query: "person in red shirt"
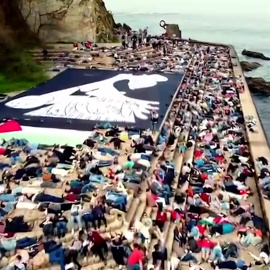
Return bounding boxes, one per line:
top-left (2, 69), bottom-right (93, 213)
top-left (187, 187), bottom-right (194, 197)
top-left (89, 229), bottom-right (108, 261)
top-left (64, 192), bottom-right (79, 202)
top-left (197, 224), bottom-right (207, 235)
top-left (127, 243), bottom-right (144, 270)
top-left (64, 190), bottom-right (91, 202)
top-left (155, 205), bottom-right (167, 231)
top-left (198, 236), bottom-right (216, 262)
top-left (199, 193), bottom-right (211, 205)
top-left (0, 147), bottom-right (6, 155)
top-left (170, 209), bottom-right (184, 222)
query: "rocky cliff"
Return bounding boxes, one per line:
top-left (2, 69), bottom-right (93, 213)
top-left (19, 0), bottom-right (117, 43)
top-left (0, 0), bottom-right (39, 47)
top-left (0, 0), bottom-right (47, 92)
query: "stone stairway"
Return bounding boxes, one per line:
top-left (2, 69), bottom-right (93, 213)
top-left (28, 46), bottom-right (159, 71)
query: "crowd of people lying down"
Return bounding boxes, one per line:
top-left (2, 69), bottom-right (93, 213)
top-left (0, 39), bottom-right (269, 270)
top-left (50, 33), bottom-right (195, 73)
top-left (112, 36), bottom-right (193, 73)
top-left (167, 42), bottom-right (268, 270)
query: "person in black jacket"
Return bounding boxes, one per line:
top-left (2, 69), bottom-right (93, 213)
top-left (150, 110), bottom-right (159, 132)
top-left (111, 234), bottom-right (126, 266)
top-left (109, 136), bottom-right (125, 150)
top-left (152, 240), bottom-right (167, 269)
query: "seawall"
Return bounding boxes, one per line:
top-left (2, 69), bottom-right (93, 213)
top-left (230, 47), bottom-right (270, 236)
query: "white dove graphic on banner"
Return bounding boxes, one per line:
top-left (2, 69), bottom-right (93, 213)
top-left (5, 74), bottom-right (168, 123)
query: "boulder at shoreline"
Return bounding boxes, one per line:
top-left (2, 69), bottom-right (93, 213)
top-left (246, 77), bottom-right (270, 94)
top-left (240, 61), bottom-right (261, 72)
top-left (242, 49), bottom-right (270, 60)
top-left (123, 23), bottom-right (132, 32)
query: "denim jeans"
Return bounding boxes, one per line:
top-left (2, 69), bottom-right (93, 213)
top-left (192, 187), bottom-right (204, 194)
top-left (0, 163), bottom-right (11, 170)
top-left (98, 147), bottom-right (118, 156)
top-left (98, 160), bottom-right (113, 167)
top-left (56, 221), bottom-right (67, 237)
top-left (157, 184), bottom-right (171, 205)
top-left (127, 264), bottom-right (140, 270)
top-left (89, 174), bottom-right (107, 184)
top-left (0, 194), bottom-right (16, 202)
top-left (190, 226), bottom-right (199, 239)
top-left (82, 213), bottom-right (94, 229)
top-left (181, 253), bottom-right (198, 263)
top-left (49, 247), bottom-right (65, 270)
top-left (81, 183), bottom-right (97, 193)
top-left (56, 163), bottom-right (73, 170)
top-left (10, 155), bottom-right (22, 165)
top-left (106, 192), bottom-right (127, 211)
top-left (16, 237), bottom-right (37, 249)
top-left (141, 154), bottom-right (151, 161)
top-left (43, 223), bottom-right (54, 236)
top-left (0, 238), bottom-right (16, 251)
top-left (123, 173), bottom-right (141, 184)
top-left (0, 208), bottom-right (8, 218)
top-left (252, 215), bottom-right (266, 233)
top-left (35, 194), bottom-right (64, 203)
top-left (151, 122), bottom-right (158, 131)
top-left (223, 244), bottom-right (238, 259)
top-left (260, 177), bottom-right (270, 188)
top-left (70, 180), bottom-right (84, 188)
top-left (70, 215), bottom-right (82, 230)
top-left (211, 246), bottom-right (224, 261)
top-left (158, 135), bottom-right (166, 144)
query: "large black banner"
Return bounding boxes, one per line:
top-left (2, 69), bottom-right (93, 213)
top-left (0, 69), bottom-right (182, 131)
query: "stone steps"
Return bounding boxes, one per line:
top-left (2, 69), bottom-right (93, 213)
top-left (2, 194), bottom-right (136, 270)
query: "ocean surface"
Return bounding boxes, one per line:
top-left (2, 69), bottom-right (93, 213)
top-left (105, 0), bottom-right (270, 142)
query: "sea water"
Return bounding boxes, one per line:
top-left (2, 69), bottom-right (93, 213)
top-left (105, 0), bottom-right (270, 142)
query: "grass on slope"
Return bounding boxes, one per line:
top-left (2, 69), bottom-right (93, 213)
top-left (0, 47), bottom-right (48, 93)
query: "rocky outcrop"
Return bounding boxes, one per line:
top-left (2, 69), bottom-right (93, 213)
top-left (242, 49), bottom-right (270, 60)
top-left (159, 20), bottom-right (181, 38)
top-left (240, 61), bottom-right (261, 72)
top-left (0, 0), bottom-right (39, 47)
top-left (0, 0), bottom-right (41, 81)
top-left (18, 0), bottom-right (117, 43)
top-left (246, 77), bottom-right (270, 95)
top-left (123, 23), bottom-right (132, 32)
top-left (165, 24), bottom-right (182, 38)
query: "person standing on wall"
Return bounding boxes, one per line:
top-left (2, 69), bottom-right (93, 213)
top-left (122, 31), bottom-right (126, 49)
top-left (151, 110), bottom-right (159, 133)
top-left (131, 33), bottom-right (138, 50)
top-left (138, 29), bottom-right (143, 47)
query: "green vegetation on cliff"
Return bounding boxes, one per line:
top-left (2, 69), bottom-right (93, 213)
top-left (0, 48), bottom-right (48, 93)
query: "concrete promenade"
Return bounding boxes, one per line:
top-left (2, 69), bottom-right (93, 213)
top-left (230, 47), bottom-right (270, 234)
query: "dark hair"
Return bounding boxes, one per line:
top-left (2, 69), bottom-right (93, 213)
top-left (158, 203), bottom-right (163, 212)
top-left (133, 243), bottom-right (139, 249)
